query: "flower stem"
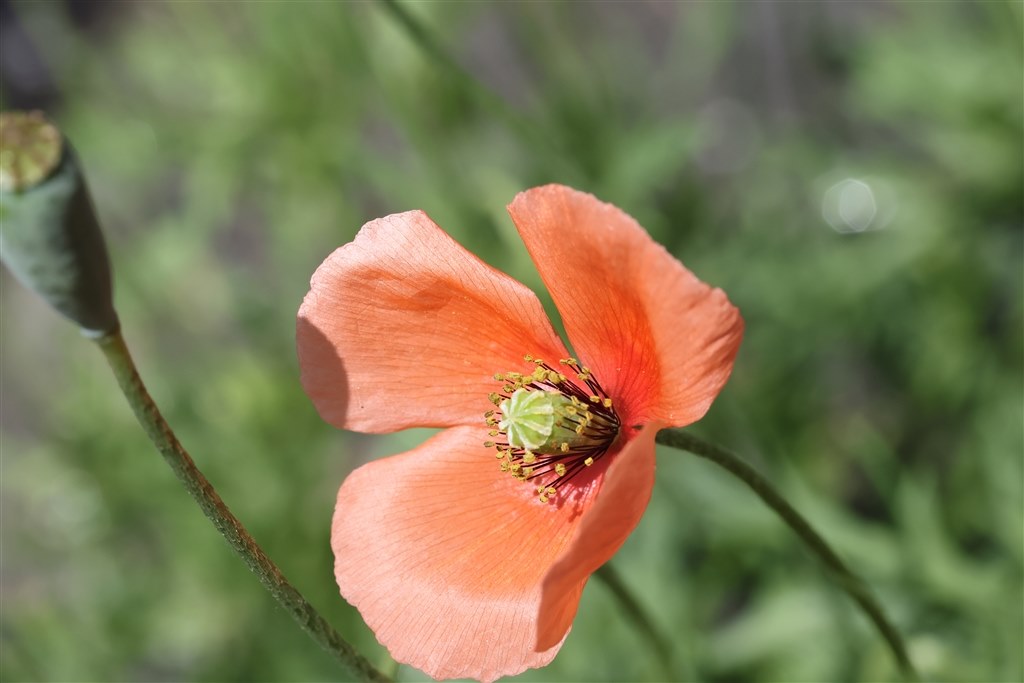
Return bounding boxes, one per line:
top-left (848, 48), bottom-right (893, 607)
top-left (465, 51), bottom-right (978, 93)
top-left (93, 329), bottom-right (390, 683)
top-left (594, 563), bottom-right (678, 681)
top-left (655, 428), bottom-right (918, 681)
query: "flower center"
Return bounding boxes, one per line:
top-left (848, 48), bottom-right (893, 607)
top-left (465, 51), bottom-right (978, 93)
top-left (484, 355), bottom-right (620, 503)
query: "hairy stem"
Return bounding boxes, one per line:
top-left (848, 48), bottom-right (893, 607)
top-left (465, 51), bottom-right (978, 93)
top-left (656, 428), bottom-right (918, 681)
top-left (94, 329), bottom-right (389, 683)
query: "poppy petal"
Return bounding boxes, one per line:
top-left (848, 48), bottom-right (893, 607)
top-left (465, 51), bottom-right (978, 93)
top-left (535, 424), bottom-right (658, 650)
top-left (508, 185), bottom-right (743, 427)
top-left (297, 210), bottom-right (569, 433)
top-left (332, 426), bottom-right (606, 682)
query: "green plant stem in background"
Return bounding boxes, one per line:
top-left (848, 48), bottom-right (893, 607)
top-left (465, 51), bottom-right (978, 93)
top-left (376, 0), bottom-right (567, 173)
top-left (656, 428), bottom-right (919, 682)
top-left (376, 0), bottom-right (526, 134)
top-left (94, 330), bottom-right (390, 683)
top-left (594, 563), bottom-right (677, 681)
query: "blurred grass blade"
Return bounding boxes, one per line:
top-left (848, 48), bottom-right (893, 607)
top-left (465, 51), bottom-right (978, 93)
top-left (595, 563), bottom-right (678, 680)
top-left (375, 0), bottom-right (570, 173)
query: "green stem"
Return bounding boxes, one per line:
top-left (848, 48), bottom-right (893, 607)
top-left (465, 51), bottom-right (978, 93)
top-left (375, 0), bottom-right (565, 167)
top-left (656, 428), bottom-right (918, 681)
top-left (93, 329), bottom-right (390, 683)
top-left (594, 563), bottom-right (677, 681)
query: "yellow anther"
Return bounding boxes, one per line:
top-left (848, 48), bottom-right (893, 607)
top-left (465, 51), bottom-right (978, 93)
top-left (489, 355), bottom-right (619, 498)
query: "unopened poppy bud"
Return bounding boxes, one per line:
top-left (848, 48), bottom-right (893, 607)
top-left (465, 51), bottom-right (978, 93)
top-left (0, 111), bottom-right (119, 336)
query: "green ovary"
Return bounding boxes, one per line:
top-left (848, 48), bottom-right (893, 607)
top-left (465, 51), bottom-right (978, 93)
top-left (499, 388), bottom-right (580, 453)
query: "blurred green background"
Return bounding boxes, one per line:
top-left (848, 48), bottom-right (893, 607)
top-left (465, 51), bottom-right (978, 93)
top-left (1, 1), bottom-right (1021, 681)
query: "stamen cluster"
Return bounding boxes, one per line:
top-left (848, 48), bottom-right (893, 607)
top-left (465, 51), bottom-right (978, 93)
top-left (484, 355), bottom-right (620, 502)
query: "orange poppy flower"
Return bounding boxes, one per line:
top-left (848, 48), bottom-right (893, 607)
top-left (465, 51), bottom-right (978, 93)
top-left (297, 184), bottom-right (743, 682)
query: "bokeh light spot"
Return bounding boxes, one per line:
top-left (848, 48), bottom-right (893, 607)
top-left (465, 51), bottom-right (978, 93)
top-left (823, 178), bottom-right (878, 233)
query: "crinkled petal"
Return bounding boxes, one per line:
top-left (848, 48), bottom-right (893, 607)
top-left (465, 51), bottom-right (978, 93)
top-left (536, 424), bottom-right (658, 650)
top-left (508, 185), bottom-right (743, 427)
top-left (297, 210), bottom-right (568, 433)
top-left (332, 426), bottom-right (607, 682)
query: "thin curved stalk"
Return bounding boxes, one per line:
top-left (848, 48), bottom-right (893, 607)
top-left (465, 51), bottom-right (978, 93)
top-left (656, 428), bottom-right (918, 681)
top-left (94, 329), bottom-right (390, 683)
top-left (594, 563), bottom-right (677, 681)
top-left (375, 0), bottom-right (568, 171)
